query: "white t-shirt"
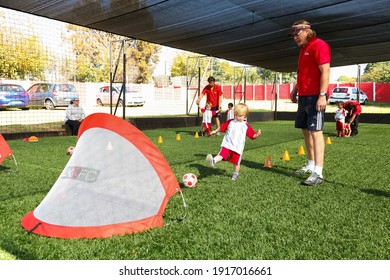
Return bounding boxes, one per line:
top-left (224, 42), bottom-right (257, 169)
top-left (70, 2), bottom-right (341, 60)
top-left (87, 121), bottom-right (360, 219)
top-left (335, 108), bottom-right (345, 123)
top-left (220, 119), bottom-right (256, 155)
top-left (201, 108), bottom-right (212, 123)
top-left (226, 109), bottom-right (234, 121)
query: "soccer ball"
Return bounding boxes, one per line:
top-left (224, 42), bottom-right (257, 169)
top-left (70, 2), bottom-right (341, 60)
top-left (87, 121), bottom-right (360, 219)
top-left (67, 146), bottom-right (75, 155)
top-left (182, 173), bottom-right (198, 188)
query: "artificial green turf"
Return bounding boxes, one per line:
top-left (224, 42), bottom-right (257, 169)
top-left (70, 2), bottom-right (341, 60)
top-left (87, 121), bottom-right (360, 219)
top-left (0, 121), bottom-right (389, 260)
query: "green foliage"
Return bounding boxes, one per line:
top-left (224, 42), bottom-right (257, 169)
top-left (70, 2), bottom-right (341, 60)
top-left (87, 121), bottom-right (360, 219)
top-left (66, 25), bottom-right (160, 83)
top-left (132, 40), bottom-right (161, 83)
top-left (337, 75), bottom-right (356, 83)
top-left (0, 27), bottom-right (49, 80)
top-left (171, 52), bottom-right (296, 84)
top-left (1, 121), bottom-right (390, 260)
top-left (362, 62), bottom-right (390, 82)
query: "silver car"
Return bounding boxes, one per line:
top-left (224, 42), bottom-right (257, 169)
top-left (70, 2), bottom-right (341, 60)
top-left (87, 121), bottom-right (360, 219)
top-left (96, 85), bottom-right (145, 107)
top-left (329, 86), bottom-right (369, 105)
top-left (27, 83), bottom-right (79, 110)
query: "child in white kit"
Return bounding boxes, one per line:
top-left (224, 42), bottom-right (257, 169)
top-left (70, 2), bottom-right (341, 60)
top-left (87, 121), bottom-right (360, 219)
top-left (226, 102), bottom-right (234, 121)
top-left (206, 103), bottom-right (261, 180)
top-left (335, 101), bottom-right (346, 137)
top-left (198, 101), bottom-right (213, 136)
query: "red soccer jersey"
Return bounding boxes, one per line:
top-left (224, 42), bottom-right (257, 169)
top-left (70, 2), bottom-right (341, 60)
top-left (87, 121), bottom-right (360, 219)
top-left (201, 84), bottom-right (223, 107)
top-left (344, 100), bottom-right (362, 115)
top-left (297, 36), bottom-right (331, 96)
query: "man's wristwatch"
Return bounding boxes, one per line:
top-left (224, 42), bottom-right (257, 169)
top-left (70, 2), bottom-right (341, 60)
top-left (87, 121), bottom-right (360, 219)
top-left (320, 92), bottom-right (327, 96)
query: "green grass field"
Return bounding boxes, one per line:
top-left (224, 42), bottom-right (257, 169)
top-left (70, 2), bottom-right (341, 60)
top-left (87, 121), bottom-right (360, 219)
top-left (1, 120), bottom-right (389, 260)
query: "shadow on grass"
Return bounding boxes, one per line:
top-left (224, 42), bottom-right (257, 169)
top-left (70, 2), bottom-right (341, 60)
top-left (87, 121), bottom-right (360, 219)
top-left (0, 166), bottom-right (11, 172)
top-left (189, 163), bottom-right (226, 180)
top-left (241, 159), bottom-right (302, 178)
top-left (360, 189), bottom-right (390, 198)
top-left (175, 130), bottom-right (199, 137)
top-left (2, 240), bottom-right (37, 260)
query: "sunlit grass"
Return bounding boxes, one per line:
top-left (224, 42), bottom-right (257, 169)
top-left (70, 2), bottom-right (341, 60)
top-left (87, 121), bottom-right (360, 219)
top-left (1, 121), bottom-right (389, 260)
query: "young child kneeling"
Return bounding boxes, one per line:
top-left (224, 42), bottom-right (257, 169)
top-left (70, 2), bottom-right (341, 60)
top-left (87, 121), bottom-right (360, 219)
top-left (206, 103), bottom-right (261, 180)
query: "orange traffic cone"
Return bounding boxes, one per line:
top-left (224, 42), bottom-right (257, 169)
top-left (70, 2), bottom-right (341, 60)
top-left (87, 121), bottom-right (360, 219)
top-left (176, 133), bottom-right (181, 141)
top-left (264, 155), bottom-right (273, 168)
top-left (282, 150), bottom-right (290, 161)
top-left (194, 132), bottom-right (199, 138)
top-left (326, 137), bottom-right (332, 144)
top-left (157, 136), bottom-right (163, 143)
top-left (298, 145), bottom-right (305, 155)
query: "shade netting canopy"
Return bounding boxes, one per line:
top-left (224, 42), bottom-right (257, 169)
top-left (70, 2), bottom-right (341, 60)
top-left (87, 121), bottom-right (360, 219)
top-left (21, 113), bottom-right (180, 238)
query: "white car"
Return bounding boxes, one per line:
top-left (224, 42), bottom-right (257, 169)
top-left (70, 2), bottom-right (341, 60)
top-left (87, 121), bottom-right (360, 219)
top-left (96, 85), bottom-right (145, 107)
top-left (329, 87), bottom-right (368, 105)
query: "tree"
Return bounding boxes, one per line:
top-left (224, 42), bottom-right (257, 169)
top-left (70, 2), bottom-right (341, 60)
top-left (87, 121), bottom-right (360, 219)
top-left (362, 62), bottom-right (390, 83)
top-left (66, 25), bottom-right (160, 83)
top-left (337, 75), bottom-right (356, 83)
top-left (132, 40), bottom-right (160, 83)
top-left (0, 12), bottom-right (49, 80)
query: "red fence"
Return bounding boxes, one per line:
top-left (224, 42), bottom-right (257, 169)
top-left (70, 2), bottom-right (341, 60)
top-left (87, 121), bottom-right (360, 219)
top-left (221, 82), bottom-right (390, 102)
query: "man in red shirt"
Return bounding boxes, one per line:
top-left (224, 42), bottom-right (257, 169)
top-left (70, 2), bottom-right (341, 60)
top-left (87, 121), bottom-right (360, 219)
top-left (290, 20), bottom-right (331, 186)
top-left (344, 100), bottom-right (362, 136)
top-left (196, 76), bottom-right (224, 133)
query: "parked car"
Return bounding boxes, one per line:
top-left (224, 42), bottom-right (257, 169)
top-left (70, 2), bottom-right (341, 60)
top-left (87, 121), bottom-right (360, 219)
top-left (329, 87), bottom-right (369, 105)
top-left (96, 85), bottom-right (145, 107)
top-left (27, 83), bottom-right (79, 110)
top-left (0, 84), bottom-right (30, 110)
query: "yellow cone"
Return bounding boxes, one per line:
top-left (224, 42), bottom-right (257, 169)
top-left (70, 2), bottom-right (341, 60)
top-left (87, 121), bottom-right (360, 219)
top-left (264, 155), bottom-right (273, 168)
top-left (176, 133), bottom-right (181, 141)
top-left (157, 136), bottom-right (163, 143)
top-left (298, 145), bottom-right (305, 155)
top-left (194, 132), bottom-right (199, 138)
top-left (326, 137), bottom-right (332, 144)
top-left (282, 150), bottom-right (290, 161)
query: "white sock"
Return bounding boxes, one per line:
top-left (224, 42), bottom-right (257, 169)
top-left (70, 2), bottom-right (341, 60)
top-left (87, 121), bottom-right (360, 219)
top-left (307, 160), bottom-right (315, 171)
top-left (314, 166), bottom-right (323, 176)
top-left (214, 155), bottom-right (223, 164)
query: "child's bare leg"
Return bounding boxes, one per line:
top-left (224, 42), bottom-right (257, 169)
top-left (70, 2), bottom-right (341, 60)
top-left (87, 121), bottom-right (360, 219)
top-left (214, 155), bottom-right (223, 164)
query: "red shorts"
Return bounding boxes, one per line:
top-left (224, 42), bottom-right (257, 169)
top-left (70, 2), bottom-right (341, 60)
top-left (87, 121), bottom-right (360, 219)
top-left (218, 146), bottom-right (241, 165)
top-left (203, 123), bottom-right (211, 129)
top-left (336, 121), bottom-right (344, 131)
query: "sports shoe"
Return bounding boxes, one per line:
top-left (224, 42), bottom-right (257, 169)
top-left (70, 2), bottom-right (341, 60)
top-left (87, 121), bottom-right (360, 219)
top-left (294, 164), bottom-right (313, 174)
top-left (231, 172), bottom-right (239, 180)
top-left (302, 172), bottom-right (324, 186)
top-left (206, 154), bottom-right (215, 168)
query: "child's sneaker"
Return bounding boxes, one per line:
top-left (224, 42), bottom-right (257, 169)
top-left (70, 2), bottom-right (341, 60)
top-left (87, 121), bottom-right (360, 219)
top-left (231, 172), bottom-right (239, 180)
top-left (206, 154), bottom-right (215, 168)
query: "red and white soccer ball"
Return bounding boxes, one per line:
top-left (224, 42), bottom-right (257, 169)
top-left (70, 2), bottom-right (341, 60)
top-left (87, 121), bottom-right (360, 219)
top-left (182, 173), bottom-right (198, 188)
top-left (67, 146), bottom-right (75, 155)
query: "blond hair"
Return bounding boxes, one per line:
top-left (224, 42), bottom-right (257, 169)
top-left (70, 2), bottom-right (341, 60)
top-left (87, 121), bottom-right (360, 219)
top-left (293, 20), bottom-right (316, 40)
top-left (234, 103), bottom-right (249, 116)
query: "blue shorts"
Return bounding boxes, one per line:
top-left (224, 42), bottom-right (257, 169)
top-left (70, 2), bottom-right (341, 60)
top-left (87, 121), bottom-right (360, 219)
top-left (295, 95), bottom-right (325, 131)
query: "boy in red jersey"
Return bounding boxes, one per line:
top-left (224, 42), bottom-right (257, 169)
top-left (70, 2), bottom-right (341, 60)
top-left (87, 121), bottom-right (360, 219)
top-left (196, 76), bottom-right (224, 134)
top-left (289, 20), bottom-right (331, 186)
top-left (344, 100), bottom-right (362, 136)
